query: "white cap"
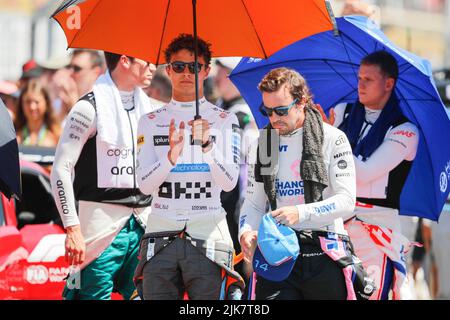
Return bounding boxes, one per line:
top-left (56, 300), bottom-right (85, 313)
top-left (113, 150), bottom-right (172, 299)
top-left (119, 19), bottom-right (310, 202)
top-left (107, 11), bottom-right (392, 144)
top-left (38, 55), bottom-right (71, 70)
top-left (215, 57), bottom-right (242, 70)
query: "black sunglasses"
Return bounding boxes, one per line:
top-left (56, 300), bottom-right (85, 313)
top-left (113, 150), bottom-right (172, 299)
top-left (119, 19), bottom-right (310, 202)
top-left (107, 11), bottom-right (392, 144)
top-left (65, 64), bottom-right (84, 73)
top-left (260, 99), bottom-right (298, 117)
top-left (169, 61), bottom-right (203, 74)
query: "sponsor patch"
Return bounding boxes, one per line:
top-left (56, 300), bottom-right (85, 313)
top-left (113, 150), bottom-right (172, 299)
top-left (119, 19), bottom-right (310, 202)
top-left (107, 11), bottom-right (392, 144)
top-left (335, 135), bottom-right (346, 146)
top-left (392, 130), bottom-right (416, 138)
top-left (137, 135), bottom-right (145, 146)
top-left (337, 160), bottom-right (348, 170)
top-left (276, 179), bottom-right (304, 197)
top-left (69, 133), bottom-right (80, 141)
top-left (153, 135), bottom-right (169, 146)
top-left (158, 181), bottom-right (212, 199)
top-left (313, 203), bottom-right (337, 214)
top-left (171, 163), bottom-right (210, 173)
top-left (336, 173), bottom-right (352, 178)
top-left (333, 151), bottom-right (352, 159)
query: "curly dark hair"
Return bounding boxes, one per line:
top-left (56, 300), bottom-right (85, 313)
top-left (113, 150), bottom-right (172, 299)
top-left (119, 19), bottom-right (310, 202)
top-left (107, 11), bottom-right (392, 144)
top-left (164, 34), bottom-right (212, 66)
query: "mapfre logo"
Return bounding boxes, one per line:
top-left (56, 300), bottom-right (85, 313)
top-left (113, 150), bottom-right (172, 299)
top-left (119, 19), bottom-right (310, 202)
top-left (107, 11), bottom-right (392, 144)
top-left (26, 265), bottom-right (49, 284)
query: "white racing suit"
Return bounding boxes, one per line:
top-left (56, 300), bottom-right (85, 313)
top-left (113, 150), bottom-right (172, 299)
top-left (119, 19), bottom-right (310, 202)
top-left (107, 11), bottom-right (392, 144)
top-left (134, 98), bottom-right (243, 299)
top-left (334, 102), bottom-right (420, 300)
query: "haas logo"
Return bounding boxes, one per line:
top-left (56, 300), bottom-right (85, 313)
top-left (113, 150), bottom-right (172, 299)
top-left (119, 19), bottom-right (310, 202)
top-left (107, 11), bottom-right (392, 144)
top-left (393, 130), bottom-right (416, 138)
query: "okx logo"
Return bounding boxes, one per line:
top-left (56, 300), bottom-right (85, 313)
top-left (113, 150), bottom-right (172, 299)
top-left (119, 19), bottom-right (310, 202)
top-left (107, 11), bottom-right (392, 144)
top-left (158, 181), bottom-right (212, 199)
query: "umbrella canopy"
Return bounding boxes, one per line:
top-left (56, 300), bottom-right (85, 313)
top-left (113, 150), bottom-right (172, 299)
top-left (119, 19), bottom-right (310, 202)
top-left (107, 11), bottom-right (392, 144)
top-left (52, 0), bottom-right (335, 64)
top-left (230, 15), bottom-right (450, 221)
top-left (0, 99), bottom-right (21, 200)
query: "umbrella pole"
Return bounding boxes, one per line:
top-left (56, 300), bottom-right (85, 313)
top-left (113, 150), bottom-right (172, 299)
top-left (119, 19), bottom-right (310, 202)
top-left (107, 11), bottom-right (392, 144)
top-left (192, 0), bottom-right (201, 121)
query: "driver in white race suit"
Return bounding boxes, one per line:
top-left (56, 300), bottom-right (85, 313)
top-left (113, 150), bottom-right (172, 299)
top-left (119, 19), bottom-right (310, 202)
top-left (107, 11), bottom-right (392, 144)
top-left (133, 34), bottom-right (244, 300)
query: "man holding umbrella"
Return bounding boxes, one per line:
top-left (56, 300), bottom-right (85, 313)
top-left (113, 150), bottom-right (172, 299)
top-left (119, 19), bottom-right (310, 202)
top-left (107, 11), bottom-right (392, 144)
top-left (324, 51), bottom-right (419, 300)
top-left (134, 34), bottom-right (243, 300)
top-left (51, 53), bottom-right (157, 299)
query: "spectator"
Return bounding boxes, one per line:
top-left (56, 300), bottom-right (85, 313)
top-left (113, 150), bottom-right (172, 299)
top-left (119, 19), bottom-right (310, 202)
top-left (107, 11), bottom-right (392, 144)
top-left (67, 49), bottom-right (105, 98)
top-left (143, 67), bottom-right (172, 104)
top-left (15, 79), bottom-right (60, 147)
top-left (55, 50), bottom-right (105, 121)
top-left (18, 59), bottom-right (43, 90)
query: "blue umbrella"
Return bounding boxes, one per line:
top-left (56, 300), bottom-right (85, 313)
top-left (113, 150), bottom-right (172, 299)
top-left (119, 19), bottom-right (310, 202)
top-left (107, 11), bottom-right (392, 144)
top-left (0, 99), bottom-right (21, 200)
top-left (230, 15), bottom-right (450, 221)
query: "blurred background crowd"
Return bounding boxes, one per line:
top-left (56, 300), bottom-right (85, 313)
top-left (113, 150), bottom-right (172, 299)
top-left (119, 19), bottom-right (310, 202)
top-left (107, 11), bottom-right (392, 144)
top-left (0, 0), bottom-right (449, 300)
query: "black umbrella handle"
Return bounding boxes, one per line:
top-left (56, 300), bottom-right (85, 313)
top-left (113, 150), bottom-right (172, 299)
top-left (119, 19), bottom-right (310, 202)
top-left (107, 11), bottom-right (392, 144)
top-left (192, 114), bottom-right (203, 146)
top-left (192, 0), bottom-right (200, 119)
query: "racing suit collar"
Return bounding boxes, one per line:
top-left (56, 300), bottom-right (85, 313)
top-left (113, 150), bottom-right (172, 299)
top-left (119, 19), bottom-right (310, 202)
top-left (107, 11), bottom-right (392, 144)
top-left (168, 97), bottom-right (207, 110)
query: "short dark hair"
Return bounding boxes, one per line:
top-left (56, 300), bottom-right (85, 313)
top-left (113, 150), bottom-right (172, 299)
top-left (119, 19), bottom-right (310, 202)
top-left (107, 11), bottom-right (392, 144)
top-left (104, 52), bottom-right (136, 72)
top-left (361, 50), bottom-right (398, 80)
top-left (72, 49), bottom-right (104, 68)
top-left (164, 34), bottom-right (212, 66)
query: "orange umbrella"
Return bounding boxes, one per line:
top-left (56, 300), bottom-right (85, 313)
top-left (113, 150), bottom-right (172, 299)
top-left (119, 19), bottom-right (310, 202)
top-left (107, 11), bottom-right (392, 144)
top-left (52, 0), bottom-right (336, 118)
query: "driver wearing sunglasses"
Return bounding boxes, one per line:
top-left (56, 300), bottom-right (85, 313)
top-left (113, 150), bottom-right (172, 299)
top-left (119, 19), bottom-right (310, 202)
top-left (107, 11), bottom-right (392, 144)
top-left (168, 61), bottom-right (204, 74)
top-left (239, 67), bottom-right (361, 300)
top-left (135, 34), bottom-right (243, 300)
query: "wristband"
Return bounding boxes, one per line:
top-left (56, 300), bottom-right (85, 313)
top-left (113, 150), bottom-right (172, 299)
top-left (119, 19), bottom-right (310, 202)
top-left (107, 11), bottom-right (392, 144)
top-left (201, 139), bottom-right (211, 149)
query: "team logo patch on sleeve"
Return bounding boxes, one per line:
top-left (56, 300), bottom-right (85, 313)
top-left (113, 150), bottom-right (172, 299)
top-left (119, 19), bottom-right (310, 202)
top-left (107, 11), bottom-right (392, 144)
top-left (137, 135), bottom-right (145, 146)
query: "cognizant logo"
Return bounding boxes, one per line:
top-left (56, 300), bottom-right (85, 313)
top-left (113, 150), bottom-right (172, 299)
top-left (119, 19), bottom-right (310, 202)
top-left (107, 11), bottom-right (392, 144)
top-left (107, 148), bottom-right (132, 159)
